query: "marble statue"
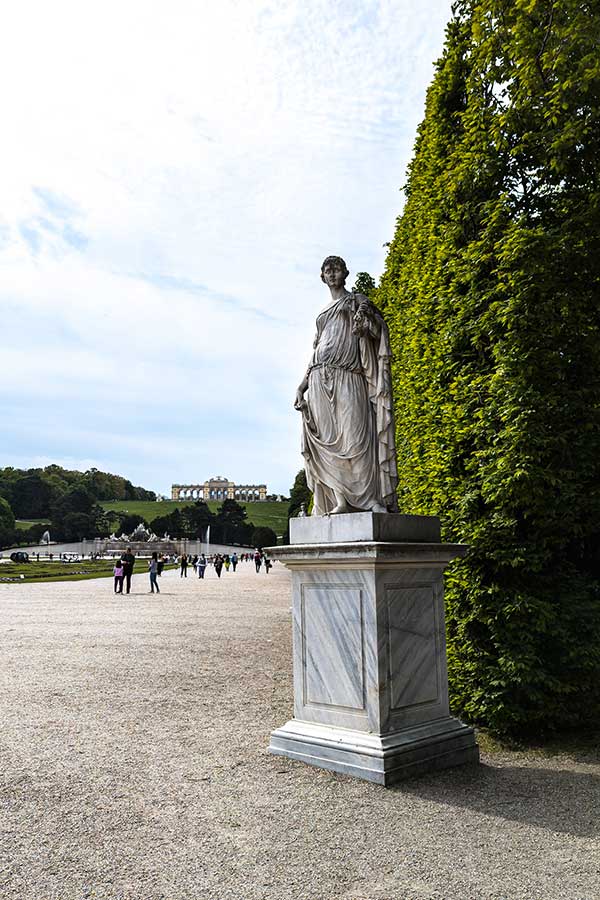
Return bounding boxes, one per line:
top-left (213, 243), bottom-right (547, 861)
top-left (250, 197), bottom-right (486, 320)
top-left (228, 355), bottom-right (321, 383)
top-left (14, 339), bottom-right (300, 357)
top-left (294, 256), bottom-right (398, 516)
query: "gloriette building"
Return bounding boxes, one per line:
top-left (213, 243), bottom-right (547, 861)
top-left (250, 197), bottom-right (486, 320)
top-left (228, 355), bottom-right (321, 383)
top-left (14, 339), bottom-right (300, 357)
top-left (171, 476), bottom-right (267, 502)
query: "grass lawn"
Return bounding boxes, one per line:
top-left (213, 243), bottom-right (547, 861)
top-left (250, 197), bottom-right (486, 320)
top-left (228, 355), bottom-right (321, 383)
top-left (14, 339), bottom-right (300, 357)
top-left (0, 559), bottom-right (177, 584)
top-left (101, 499), bottom-right (289, 535)
top-left (15, 519), bottom-right (50, 531)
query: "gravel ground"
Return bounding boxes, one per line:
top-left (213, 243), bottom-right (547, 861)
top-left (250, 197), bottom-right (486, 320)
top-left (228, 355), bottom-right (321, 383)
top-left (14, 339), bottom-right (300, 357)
top-left (0, 562), bottom-right (599, 900)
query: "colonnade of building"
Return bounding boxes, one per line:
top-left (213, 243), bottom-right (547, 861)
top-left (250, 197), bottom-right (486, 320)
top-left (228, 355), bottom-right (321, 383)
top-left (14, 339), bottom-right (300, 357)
top-left (171, 477), bottom-right (267, 502)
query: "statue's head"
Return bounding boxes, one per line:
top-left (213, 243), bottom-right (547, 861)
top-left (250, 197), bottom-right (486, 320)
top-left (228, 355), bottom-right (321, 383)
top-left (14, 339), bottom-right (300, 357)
top-left (320, 256), bottom-right (349, 284)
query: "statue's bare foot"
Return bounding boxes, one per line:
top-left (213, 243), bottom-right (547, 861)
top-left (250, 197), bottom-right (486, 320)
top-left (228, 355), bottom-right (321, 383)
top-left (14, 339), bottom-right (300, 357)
top-left (371, 502), bottom-right (387, 513)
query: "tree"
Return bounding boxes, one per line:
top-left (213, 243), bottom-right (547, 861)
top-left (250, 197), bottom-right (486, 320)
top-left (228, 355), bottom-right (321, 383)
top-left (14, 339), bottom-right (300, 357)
top-left (50, 486), bottom-right (104, 541)
top-left (27, 523), bottom-right (48, 544)
top-left (150, 513), bottom-right (175, 536)
top-left (352, 272), bottom-right (376, 298)
top-left (0, 472), bottom-right (16, 510)
top-left (282, 469), bottom-right (313, 543)
top-left (62, 512), bottom-right (95, 542)
top-left (378, 0), bottom-right (600, 734)
top-left (0, 497), bottom-right (15, 549)
top-left (184, 501), bottom-right (214, 538)
top-left (251, 526), bottom-right (277, 549)
top-left (117, 514), bottom-right (149, 537)
top-left (149, 502), bottom-right (215, 540)
top-left (165, 508), bottom-right (184, 537)
top-left (11, 474), bottom-right (55, 518)
top-left (215, 499), bottom-right (253, 545)
top-left (288, 470), bottom-right (311, 519)
top-left (149, 509), bottom-right (186, 538)
top-left (216, 499), bottom-right (247, 525)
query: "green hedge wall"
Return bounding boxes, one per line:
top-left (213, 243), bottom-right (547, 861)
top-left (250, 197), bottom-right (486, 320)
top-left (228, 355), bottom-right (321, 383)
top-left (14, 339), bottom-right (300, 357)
top-left (378, 0), bottom-right (600, 733)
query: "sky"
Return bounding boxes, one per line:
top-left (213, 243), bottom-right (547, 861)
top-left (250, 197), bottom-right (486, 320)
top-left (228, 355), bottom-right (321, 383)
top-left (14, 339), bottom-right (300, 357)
top-left (0, 0), bottom-right (453, 497)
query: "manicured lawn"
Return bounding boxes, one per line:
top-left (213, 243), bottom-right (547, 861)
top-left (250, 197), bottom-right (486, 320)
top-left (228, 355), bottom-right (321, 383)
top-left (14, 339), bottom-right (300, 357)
top-left (101, 499), bottom-right (289, 535)
top-left (0, 558), bottom-right (177, 584)
top-left (15, 519), bottom-right (50, 531)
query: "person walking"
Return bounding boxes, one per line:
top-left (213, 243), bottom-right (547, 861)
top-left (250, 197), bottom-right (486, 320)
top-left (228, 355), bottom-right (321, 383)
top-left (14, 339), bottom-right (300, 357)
top-left (231, 552), bottom-right (238, 572)
top-left (254, 550), bottom-right (262, 573)
top-left (197, 554), bottom-right (207, 579)
top-left (149, 552), bottom-right (160, 594)
top-left (214, 554), bottom-right (224, 578)
top-left (264, 555), bottom-right (272, 575)
top-left (180, 553), bottom-right (188, 578)
top-left (122, 548), bottom-right (135, 594)
top-left (113, 560), bottom-right (124, 593)
top-left (224, 554), bottom-right (231, 573)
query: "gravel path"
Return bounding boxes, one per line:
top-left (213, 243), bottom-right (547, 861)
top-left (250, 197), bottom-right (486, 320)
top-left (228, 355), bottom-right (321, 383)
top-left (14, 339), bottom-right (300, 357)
top-left (1, 563), bottom-right (599, 900)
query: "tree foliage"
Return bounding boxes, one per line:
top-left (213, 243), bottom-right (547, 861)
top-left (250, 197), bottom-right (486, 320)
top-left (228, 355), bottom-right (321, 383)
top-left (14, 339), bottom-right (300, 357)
top-left (216, 499), bottom-right (248, 525)
top-left (150, 500), bottom-right (255, 546)
top-left (0, 496), bottom-right (16, 548)
top-left (352, 272), bottom-right (377, 298)
top-left (0, 464), bottom-right (155, 520)
top-left (50, 487), bottom-right (105, 541)
top-left (282, 469), bottom-right (313, 543)
top-left (251, 526), bottom-right (278, 549)
top-left (117, 514), bottom-right (150, 537)
top-left (378, 0), bottom-right (600, 733)
top-left (288, 470), bottom-right (312, 519)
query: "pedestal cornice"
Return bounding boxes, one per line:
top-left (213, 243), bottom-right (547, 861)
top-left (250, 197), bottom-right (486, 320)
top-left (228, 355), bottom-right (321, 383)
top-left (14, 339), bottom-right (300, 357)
top-left (267, 541), bottom-right (467, 568)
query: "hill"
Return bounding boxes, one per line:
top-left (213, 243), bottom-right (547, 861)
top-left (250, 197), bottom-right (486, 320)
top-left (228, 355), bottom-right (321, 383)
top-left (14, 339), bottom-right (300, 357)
top-left (101, 500), bottom-right (288, 537)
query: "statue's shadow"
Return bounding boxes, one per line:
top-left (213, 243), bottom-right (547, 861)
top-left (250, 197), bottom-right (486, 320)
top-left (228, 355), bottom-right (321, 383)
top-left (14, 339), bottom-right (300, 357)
top-left (391, 757), bottom-right (600, 839)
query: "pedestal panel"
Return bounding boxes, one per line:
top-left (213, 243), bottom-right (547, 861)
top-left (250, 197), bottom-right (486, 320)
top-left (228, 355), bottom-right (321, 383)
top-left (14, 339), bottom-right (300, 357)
top-left (301, 585), bottom-right (365, 710)
top-left (386, 584), bottom-right (439, 709)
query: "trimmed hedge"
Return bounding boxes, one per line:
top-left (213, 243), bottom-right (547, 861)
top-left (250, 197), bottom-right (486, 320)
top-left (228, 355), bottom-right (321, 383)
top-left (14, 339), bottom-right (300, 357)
top-left (378, 0), bottom-right (600, 733)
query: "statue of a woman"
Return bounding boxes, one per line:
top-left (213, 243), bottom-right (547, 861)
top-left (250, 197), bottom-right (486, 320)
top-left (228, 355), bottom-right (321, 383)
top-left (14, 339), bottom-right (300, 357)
top-left (294, 256), bottom-right (398, 516)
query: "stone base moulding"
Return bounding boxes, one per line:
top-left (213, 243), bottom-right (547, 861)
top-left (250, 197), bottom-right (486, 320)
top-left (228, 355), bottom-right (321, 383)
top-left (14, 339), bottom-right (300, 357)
top-left (266, 511), bottom-right (479, 786)
top-left (270, 717), bottom-right (479, 786)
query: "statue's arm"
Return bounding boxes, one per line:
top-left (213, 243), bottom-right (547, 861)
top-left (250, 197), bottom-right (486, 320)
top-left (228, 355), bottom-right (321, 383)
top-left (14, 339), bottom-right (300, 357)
top-left (294, 332), bottom-right (317, 410)
top-left (294, 371), bottom-right (309, 411)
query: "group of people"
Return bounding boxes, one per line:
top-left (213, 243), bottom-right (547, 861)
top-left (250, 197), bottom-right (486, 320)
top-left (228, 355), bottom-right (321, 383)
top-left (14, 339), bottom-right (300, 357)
top-left (178, 552), bottom-right (239, 577)
top-left (111, 548), bottom-right (137, 594)
top-left (112, 547), bottom-right (274, 594)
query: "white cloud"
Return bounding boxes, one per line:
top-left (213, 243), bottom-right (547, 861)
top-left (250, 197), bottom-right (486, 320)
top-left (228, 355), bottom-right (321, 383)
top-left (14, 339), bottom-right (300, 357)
top-left (0, 0), bottom-right (453, 494)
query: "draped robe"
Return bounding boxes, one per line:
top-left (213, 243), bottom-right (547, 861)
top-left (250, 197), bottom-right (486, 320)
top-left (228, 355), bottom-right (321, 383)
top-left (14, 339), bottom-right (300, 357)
top-left (301, 292), bottom-right (398, 516)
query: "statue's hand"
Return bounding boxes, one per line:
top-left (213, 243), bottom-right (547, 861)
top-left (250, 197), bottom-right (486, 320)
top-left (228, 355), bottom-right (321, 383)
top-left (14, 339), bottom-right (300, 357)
top-left (294, 391), bottom-right (307, 412)
top-left (352, 310), bottom-right (366, 335)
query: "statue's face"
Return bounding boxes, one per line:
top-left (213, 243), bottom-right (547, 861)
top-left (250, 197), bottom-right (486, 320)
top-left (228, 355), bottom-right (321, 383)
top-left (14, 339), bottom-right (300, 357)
top-left (322, 261), bottom-right (347, 288)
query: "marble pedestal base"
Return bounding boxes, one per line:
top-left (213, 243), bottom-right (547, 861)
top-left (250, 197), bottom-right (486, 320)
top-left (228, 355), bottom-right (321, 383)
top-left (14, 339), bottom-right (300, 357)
top-left (267, 512), bottom-right (479, 786)
top-left (270, 716), bottom-right (477, 785)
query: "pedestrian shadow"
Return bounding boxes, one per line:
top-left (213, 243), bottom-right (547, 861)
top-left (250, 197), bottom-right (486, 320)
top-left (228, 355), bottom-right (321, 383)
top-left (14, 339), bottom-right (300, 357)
top-left (392, 759), bottom-right (600, 838)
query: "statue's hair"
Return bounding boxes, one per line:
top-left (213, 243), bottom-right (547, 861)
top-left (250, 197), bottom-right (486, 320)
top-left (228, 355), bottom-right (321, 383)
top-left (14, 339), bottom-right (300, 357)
top-left (320, 255), bottom-right (349, 281)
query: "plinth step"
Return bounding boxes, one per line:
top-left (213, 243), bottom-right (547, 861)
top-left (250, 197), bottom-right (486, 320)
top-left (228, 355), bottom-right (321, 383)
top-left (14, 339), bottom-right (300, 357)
top-left (269, 717), bottom-right (479, 786)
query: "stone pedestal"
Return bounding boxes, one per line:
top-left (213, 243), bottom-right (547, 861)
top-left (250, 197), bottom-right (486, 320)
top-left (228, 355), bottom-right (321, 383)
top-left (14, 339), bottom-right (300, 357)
top-left (267, 512), bottom-right (479, 785)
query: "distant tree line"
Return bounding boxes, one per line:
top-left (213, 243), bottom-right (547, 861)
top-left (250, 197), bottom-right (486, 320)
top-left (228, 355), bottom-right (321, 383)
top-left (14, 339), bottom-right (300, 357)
top-left (0, 465), bottom-right (155, 548)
